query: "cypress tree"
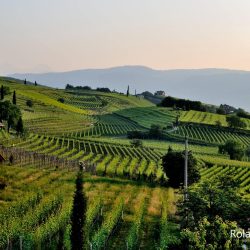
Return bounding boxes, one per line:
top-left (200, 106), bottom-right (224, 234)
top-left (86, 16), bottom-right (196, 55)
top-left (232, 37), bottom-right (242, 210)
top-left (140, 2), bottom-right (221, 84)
top-left (16, 117), bottom-right (24, 135)
top-left (12, 91), bottom-right (16, 105)
top-left (126, 85), bottom-right (130, 97)
top-left (24, 79), bottom-right (27, 85)
top-left (35, 81), bottom-right (37, 86)
top-left (70, 168), bottom-right (87, 250)
top-left (0, 85), bottom-right (4, 100)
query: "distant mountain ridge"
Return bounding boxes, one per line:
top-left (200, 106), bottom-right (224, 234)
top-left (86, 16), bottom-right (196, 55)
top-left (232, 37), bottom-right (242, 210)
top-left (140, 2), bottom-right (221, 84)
top-left (9, 66), bottom-right (250, 112)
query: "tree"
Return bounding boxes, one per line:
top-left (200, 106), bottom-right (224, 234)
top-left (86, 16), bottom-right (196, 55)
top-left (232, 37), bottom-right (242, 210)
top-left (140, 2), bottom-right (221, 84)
top-left (180, 174), bottom-right (250, 229)
top-left (24, 79), bottom-right (27, 85)
top-left (1, 85), bottom-right (4, 100)
top-left (177, 174), bottom-right (250, 249)
top-left (226, 115), bottom-right (247, 129)
top-left (180, 216), bottom-right (242, 250)
top-left (96, 87), bottom-right (111, 93)
top-left (126, 85), bottom-right (130, 97)
top-left (218, 139), bottom-right (245, 160)
top-left (0, 86), bottom-right (10, 100)
top-left (236, 108), bottom-right (250, 119)
top-left (34, 81), bottom-right (37, 86)
top-left (162, 150), bottom-right (200, 188)
top-left (70, 168), bottom-right (87, 250)
top-left (127, 130), bottom-right (146, 139)
top-left (58, 97), bottom-right (65, 103)
top-left (130, 139), bottom-right (143, 148)
top-left (65, 84), bottom-right (74, 89)
top-left (216, 107), bottom-right (226, 115)
top-left (12, 91), bottom-right (16, 105)
top-left (16, 117), bottom-right (24, 135)
top-left (148, 124), bottom-right (164, 139)
top-left (246, 146), bottom-right (250, 159)
top-left (26, 99), bottom-right (33, 107)
top-left (0, 101), bottom-right (21, 132)
top-left (1, 86), bottom-right (11, 100)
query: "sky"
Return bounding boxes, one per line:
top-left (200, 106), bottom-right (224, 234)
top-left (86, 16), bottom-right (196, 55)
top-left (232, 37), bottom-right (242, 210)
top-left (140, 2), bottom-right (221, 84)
top-left (1, 0), bottom-right (250, 75)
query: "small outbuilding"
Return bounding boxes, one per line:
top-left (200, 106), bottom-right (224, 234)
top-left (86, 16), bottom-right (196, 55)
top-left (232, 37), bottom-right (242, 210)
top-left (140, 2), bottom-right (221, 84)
top-left (154, 91), bottom-right (166, 97)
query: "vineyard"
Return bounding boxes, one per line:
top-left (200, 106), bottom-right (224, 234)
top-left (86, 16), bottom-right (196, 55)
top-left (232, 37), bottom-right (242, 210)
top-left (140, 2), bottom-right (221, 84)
top-left (0, 76), bottom-right (250, 249)
top-left (173, 124), bottom-right (250, 146)
top-left (180, 110), bottom-right (250, 130)
top-left (0, 164), bottom-right (177, 250)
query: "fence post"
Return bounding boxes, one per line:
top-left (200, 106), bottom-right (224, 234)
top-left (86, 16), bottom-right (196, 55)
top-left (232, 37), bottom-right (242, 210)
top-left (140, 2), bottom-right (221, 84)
top-left (19, 236), bottom-right (23, 250)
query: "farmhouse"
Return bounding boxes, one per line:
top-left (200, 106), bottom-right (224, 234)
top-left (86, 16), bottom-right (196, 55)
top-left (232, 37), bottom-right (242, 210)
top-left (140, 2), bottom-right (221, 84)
top-left (154, 90), bottom-right (166, 96)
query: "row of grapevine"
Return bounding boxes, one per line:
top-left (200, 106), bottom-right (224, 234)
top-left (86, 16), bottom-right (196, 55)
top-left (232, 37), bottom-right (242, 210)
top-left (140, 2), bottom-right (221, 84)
top-left (126, 197), bottom-right (146, 249)
top-left (90, 198), bottom-right (124, 249)
top-left (174, 124), bottom-right (250, 146)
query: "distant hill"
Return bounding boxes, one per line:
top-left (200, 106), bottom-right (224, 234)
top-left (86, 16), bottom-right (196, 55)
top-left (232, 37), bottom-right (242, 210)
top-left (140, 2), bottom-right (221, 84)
top-left (9, 66), bottom-right (250, 112)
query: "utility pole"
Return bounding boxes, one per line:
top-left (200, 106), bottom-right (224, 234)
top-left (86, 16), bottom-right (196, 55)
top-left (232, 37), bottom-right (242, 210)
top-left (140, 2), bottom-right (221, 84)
top-left (184, 136), bottom-right (188, 201)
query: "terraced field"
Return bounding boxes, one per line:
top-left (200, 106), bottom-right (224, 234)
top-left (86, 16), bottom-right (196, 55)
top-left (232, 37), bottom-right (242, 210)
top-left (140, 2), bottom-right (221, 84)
top-left (180, 110), bottom-right (228, 126)
top-left (1, 77), bottom-right (250, 249)
top-left (180, 110), bottom-right (250, 130)
top-left (173, 124), bottom-right (250, 146)
top-left (6, 134), bottom-right (165, 182)
top-left (116, 107), bottom-right (176, 129)
top-left (200, 163), bottom-right (250, 195)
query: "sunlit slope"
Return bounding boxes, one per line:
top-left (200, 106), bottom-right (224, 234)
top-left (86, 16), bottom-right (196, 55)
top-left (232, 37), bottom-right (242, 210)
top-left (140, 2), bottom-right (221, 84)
top-left (0, 77), bottom-right (153, 135)
top-left (180, 110), bottom-right (250, 130)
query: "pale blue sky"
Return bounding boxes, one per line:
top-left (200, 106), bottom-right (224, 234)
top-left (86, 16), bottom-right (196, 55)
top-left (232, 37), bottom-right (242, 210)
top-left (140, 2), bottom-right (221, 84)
top-left (1, 0), bottom-right (250, 74)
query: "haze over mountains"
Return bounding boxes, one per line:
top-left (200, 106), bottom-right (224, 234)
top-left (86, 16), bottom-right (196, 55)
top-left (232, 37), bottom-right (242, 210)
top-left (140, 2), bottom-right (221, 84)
top-left (9, 66), bottom-right (250, 112)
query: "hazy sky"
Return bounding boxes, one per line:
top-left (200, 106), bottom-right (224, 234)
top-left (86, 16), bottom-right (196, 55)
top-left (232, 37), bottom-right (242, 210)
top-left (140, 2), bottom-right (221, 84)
top-left (1, 0), bottom-right (250, 74)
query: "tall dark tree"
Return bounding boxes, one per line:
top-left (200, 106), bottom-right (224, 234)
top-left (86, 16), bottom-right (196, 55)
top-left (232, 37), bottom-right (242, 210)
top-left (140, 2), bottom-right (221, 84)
top-left (162, 150), bottom-right (200, 188)
top-left (34, 81), bottom-right (37, 86)
top-left (12, 91), bottom-right (16, 105)
top-left (16, 117), bottom-right (24, 135)
top-left (70, 168), bottom-right (87, 250)
top-left (126, 85), bottom-right (130, 97)
top-left (24, 79), bottom-right (27, 85)
top-left (1, 85), bottom-right (4, 100)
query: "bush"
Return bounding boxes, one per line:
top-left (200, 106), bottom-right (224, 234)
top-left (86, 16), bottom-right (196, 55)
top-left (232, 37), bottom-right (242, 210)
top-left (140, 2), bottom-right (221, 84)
top-left (219, 139), bottom-right (245, 160)
top-left (96, 87), bottom-right (111, 93)
top-left (127, 130), bottom-right (146, 139)
top-left (148, 124), bottom-right (164, 139)
top-left (226, 115), bottom-right (247, 129)
top-left (130, 139), bottom-right (143, 148)
top-left (58, 98), bottom-right (65, 103)
top-left (26, 99), bottom-right (33, 107)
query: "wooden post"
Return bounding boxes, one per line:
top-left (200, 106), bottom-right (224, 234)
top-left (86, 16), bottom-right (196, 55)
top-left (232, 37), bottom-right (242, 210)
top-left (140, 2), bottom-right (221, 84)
top-left (19, 236), bottom-right (23, 250)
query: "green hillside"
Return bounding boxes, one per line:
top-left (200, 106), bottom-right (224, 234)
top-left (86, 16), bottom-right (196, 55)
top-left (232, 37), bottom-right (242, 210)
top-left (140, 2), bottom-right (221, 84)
top-left (0, 77), bottom-right (249, 249)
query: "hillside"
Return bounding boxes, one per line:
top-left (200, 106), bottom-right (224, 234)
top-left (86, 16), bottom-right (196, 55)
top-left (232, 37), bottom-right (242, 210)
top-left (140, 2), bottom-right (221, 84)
top-left (0, 77), bottom-right (250, 249)
top-left (9, 66), bottom-right (250, 112)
